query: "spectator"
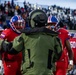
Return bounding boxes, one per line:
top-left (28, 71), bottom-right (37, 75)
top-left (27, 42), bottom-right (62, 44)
top-left (21, 11), bottom-right (29, 28)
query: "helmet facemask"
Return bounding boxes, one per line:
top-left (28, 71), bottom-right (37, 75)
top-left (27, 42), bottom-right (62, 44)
top-left (10, 15), bottom-right (25, 33)
top-left (47, 16), bottom-right (58, 31)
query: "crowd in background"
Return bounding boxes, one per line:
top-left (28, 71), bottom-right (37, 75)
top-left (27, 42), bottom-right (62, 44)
top-left (0, 0), bottom-right (76, 30)
top-left (0, 1), bottom-right (76, 75)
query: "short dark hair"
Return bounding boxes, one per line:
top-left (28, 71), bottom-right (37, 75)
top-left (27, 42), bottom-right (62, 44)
top-left (58, 20), bottom-right (64, 27)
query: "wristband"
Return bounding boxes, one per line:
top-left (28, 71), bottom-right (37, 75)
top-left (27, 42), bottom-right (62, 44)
top-left (69, 60), bottom-right (73, 65)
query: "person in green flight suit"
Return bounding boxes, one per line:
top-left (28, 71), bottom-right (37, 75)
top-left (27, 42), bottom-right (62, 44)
top-left (0, 9), bottom-right (62, 75)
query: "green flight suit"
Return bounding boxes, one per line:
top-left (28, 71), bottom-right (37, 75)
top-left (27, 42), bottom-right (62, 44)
top-left (0, 28), bottom-right (62, 75)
